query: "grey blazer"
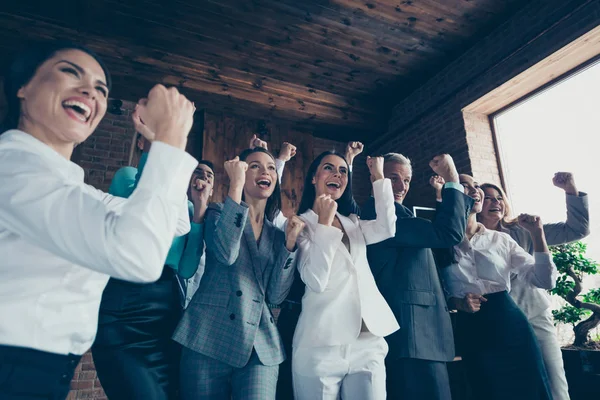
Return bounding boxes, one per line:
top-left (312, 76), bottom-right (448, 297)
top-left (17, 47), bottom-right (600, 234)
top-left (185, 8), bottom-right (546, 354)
top-left (505, 192), bottom-right (589, 319)
top-left (364, 187), bottom-right (473, 362)
top-left (173, 197), bottom-right (296, 368)
top-left (502, 192), bottom-right (590, 254)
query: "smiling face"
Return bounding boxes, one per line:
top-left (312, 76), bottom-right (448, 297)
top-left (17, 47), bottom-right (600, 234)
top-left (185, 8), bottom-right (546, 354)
top-left (481, 186), bottom-right (506, 227)
top-left (459, 174), bottom-right (484, 214)
top-left (384, 161), bottom-right (412, 204)
top-left (17, 49), bottom-right (109, 147)
top-left (243, 151), bottom-right (278, 200)
top-left (312, 154), bottom-right (349, 201)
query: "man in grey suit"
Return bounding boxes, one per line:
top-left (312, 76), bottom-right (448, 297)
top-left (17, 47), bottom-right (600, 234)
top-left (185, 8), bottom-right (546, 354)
top-left (362, 153), bottom-right (473, 400)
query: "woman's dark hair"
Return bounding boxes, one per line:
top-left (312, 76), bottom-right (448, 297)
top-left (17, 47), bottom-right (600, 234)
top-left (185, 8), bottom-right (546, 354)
top-left (238, 147), bottom-right (282, 222)
top-left (3, 40), bottom-right (112, 130)
top-left (298, 151), bottom-right (356, 217)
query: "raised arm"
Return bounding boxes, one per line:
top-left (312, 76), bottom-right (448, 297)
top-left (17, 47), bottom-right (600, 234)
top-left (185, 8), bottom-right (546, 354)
top-left (297, 198), bottom-right (342, 293)
top-left (204, 157), bottom-right (249, 266)
top-left (0, 141), bottom-right (196, 283)
top-left (543, 172), bottom-right (590, 245)
top-left (358, 156), bottom-right (396, 244)
top-left (511, 215), bottom-right (557, 289)
top-left (266, 216), bottom-right (304, 304)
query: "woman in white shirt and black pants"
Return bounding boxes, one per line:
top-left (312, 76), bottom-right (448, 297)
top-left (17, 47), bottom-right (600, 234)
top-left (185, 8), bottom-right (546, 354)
top-left (439, 174), bottom-right (557, 400)
top-left (292, 152), bottom-right (399, 400)
top-left (0, 42), bottom-right (197, 399)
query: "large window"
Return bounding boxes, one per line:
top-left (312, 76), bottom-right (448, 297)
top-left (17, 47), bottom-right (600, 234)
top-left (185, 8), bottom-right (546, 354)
top-left (492, 59), bottom-right (600, 343)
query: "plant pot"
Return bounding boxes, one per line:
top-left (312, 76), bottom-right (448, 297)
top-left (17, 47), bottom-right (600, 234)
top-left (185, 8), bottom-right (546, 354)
top-left (561, 348), bottom-right (600, 399)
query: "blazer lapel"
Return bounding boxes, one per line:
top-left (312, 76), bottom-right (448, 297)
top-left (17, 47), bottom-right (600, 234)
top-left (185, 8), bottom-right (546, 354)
top-left (242, 221), bottom-right (265, 294)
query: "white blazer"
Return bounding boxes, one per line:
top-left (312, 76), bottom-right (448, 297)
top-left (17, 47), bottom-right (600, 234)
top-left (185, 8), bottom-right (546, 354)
top-left (293, 178), bottom-right (400, 349)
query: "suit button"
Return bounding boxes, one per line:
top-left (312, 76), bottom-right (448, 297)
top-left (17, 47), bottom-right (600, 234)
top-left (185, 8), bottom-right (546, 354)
top-left (236, 290), bottom-right (243, 297)
top-left (270, 317), bottom-right (274, 323)
top-left (230, 313), bottom-right (235, 320)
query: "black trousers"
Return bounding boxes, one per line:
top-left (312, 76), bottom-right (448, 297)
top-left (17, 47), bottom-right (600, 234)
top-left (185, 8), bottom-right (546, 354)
top-left (0, 344), bottom-right (81, 400)
top-left (385, 357), bottom-right (452, 400)
top-left (456, 290), bottom-right (552, 400)
top-left (92, 267), bottom-right (182, 400)
top-left (275, 302), bottom-right (302, 400)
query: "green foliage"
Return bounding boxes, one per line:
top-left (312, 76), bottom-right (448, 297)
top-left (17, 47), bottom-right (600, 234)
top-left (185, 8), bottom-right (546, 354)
top-left (550, 274), bottom-right (575, 298)
top-left (549, 242), bottom-right (599, 337)
top-left (552, 305), bottom-right (591, 326)
top-left (583, 288), bottom-right (600, 304)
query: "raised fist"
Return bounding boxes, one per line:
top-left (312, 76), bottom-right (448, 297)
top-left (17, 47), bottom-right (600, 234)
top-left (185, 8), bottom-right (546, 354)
top-left (134, 85), bottom-right (195, 149)
top-left (345, 141), bottom-right (364, 164)
top-left (366, 156), bottom-right (384, 182)
top-left (314, 194), bottom-right (338, 226)
top-left (552, 172), bottom-right (578, 195)
top-left (517, 213), bottom-right (543, 233)
top-left (429, 154), bottom-right (459, 184)
top-left (224, 156), bottom-right (248, 189)
top-left (285, 215), bottom-right (306, 251)
top-left (249, 134), bottom-right (268, 150)
top-left (429, 175), bottom-right (445, 192)
top-left (278, 142), bottom-right (297, 162)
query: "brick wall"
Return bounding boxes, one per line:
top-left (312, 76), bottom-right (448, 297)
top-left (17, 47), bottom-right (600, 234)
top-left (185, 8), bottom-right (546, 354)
top-left (353, 0), bottom-right (600, 209)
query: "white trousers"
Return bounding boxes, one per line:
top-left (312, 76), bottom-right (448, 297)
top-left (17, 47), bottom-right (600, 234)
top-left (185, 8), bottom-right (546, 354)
top-left (530, 309), bottom-right (570, 400)
top-left (292, 332), bottom-right (388, 400)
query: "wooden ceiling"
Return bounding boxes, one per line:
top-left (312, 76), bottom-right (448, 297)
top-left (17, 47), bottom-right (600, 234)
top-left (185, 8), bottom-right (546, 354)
top-left (0, 0), bottom-right (527, 140)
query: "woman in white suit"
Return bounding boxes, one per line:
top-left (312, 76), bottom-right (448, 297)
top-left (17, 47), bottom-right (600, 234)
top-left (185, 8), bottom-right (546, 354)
top-left (292, 151), bottom-right (400, 400)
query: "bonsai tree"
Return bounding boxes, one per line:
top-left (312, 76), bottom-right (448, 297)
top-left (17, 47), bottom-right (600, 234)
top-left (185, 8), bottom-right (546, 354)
top-left (550, 241), bottom-right (600, 348)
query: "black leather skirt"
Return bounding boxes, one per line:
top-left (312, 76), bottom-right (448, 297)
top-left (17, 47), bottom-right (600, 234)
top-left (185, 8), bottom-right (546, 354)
top-left (92, 267), bottom-right (182, 400)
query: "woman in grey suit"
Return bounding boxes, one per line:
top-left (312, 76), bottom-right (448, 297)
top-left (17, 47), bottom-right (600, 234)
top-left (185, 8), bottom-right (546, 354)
top-left (173, 147), bottom-right (305, 400)
top-left (477, 174), bottom-right (589, 400)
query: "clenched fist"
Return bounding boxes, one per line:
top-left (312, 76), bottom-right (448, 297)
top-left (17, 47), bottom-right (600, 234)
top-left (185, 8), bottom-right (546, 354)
top-left (314, 194), bottom-right (338, 226)
top-left (285, 215), bottom-right (306, 251)
top-left (429, 175), bottom-right (445, 201)
top-left (345, 141), bottom-right (364, 165)
top-left (517, 213), bottom-right (543, 233)
top-left (552, 172), bottom-right (578, 195)
top-left (429, 175), bottom-right (445, 192)
top-left (458, 293), bottom-right (487, 313)
top-left (366, 156), bottom-right (384, 182)
top-left (133, 85), bottom-right (195, 149)
top-left (225, 157), bottom-right (248, 204)
top-left (278, 142), bottom-right (297, 162)
top-left (429, 154), bottom-right (459, 184)
top-left (249, 134), bottom-right (268, 150)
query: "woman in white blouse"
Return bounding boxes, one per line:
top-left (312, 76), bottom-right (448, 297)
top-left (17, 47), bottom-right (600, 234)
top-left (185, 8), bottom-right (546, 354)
top-left (291, 151), bottom-right (399, 400)
top-left (0, 41), bottom-right (196, 399)
top-left (439, 174), bottom-right (557, 400)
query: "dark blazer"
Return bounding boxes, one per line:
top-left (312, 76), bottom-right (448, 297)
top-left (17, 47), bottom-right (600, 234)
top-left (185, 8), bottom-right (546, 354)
top-left (363, 187), bottom-right (473, 362)
top-left (173, 197), bottom-right (296, 368)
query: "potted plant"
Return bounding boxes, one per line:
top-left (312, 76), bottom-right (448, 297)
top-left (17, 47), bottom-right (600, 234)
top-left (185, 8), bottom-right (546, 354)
top-left (550, 241), bottom-right (600, 399)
